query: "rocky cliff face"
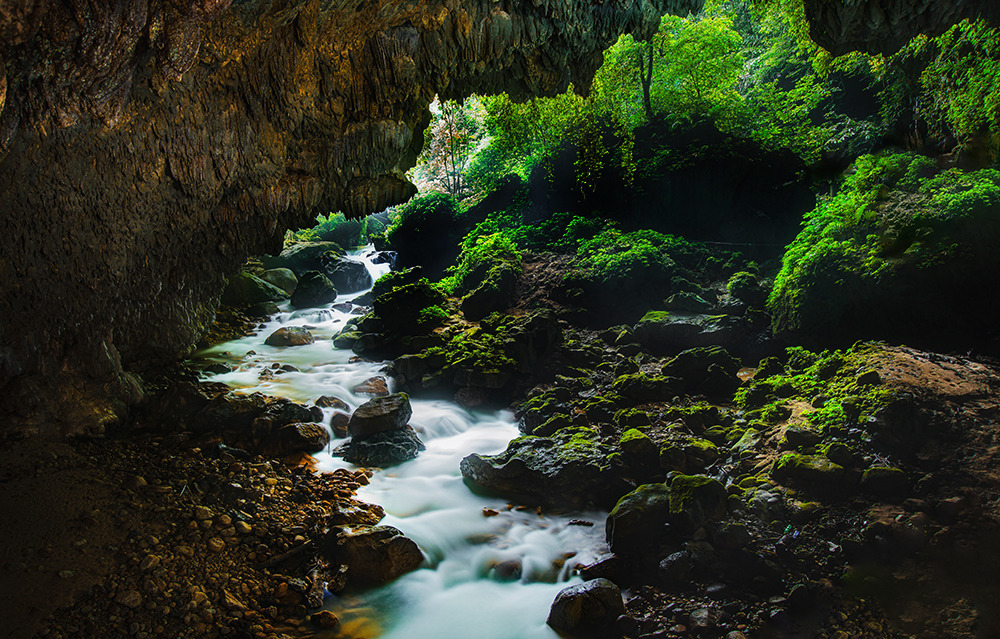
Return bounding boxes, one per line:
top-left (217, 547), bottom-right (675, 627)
top-left (802, 0), bottom-right (1000, 55)
top-left (0, 0), bottom-right (703, 438)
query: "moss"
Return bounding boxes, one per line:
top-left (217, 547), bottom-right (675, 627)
top-left (772, 452), bottom-right (845, 484)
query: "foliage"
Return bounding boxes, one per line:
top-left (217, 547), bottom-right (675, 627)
top-left (441, 233), bottom-right (523, 295)
top-left (769, 152), bottom-right (1000, 338)
top-left (292, 213), bottom-right (369, 248)
top-left (411, 99), bottom-right (487, 199)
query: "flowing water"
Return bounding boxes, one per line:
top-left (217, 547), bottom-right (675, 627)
top-left (194, 248), bottom-right (607, 639)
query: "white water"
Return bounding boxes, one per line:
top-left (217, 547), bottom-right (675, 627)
top-left (193, 248), bottom-right (606, 639)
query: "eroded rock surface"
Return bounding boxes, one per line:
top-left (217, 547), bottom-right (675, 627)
top-left (0, 0), bottom-right (702, 437)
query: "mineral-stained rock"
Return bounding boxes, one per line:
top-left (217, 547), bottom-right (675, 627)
top-left (264, 327), bottom-right (315, 347)
top-left (324, 525), bottom-right (423, 586)
top-left (546, 578), bottom-right (625, 636)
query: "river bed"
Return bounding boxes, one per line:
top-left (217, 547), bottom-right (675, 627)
top-left (194, 248), bottom-right (607, 639)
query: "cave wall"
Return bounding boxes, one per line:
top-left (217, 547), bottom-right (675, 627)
top-left (802, 0), bottom-right (1000, 55)
top-left (0, 0), bottom-right (705, 438)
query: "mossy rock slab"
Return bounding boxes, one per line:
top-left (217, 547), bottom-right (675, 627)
top-left (633, 311), bottom-right (750, 354)
top-left (772, 453), bottom-right (845, 485)
top-left (221, 272), bottom-right (288, 306)
top-left (460, 427), bottom-right (626, 510)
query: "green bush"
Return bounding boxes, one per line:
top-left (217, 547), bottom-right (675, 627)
top-left (443, 233), bottom-right (523, 295)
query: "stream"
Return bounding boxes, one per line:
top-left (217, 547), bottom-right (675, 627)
top-left (194, 248), bottom-right (608, 639)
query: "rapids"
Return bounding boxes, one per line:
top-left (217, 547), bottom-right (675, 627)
top-left (195, 248), bottom-right (607, 639)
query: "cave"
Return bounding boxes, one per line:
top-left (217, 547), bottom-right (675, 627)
top-left (2, 0), bottom-right (1000, 637)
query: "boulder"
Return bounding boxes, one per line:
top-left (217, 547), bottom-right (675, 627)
top-left (221, 272), bottom-right (287, 306)
top-left (546, 578), bottom-right (625, 636)
top-left (290, 271), bottom-right (338, 308)
top-left (612, 372), bottom-right (679, 402)
top-left (329, 412), bottom-right (350, 438)
top-left (460, 426), bottom-right (626, 510)
top-left (249, 400), bottom-right (324, 445)
top-left (861, 466), bottom-right (909, 500)
top-left (262, 242), bottom-right (344, 276)
top-left (783, 425), bottom-right (823, 449)
top-left (664, 291), bottom-right (713, 313)
top-left (371, 251), bottom-right (397, 267)
top-left (352, 376), bottom-right (389, 397)
top-left (633, 311), bottom-right (751, 354)
top-left (348, 393), bottom-right (412, 438)
top-left (668, 474), bottom-right (728, 532)
top-left (324, 525), bottom-right (423, 585)
top-left (772, 453), bottom-right (845, 485)
top-left (661, 346), bottom-right (741, 396)
top-left (325, 257), bottom-right (373, 293)
top-left (605, 483), bottom-right (672, 556)
top-left (461, 265), bottom-right (518, 321)
top-left (315, 396), bottom-right (350, 411)
top-left (343, 427), bottom-right (425, 467)
top-left (263, 422), bottom-right (330, 456)
top-left (264, 327), bottom-right (315, 347)
top-left (260, 268), bottom-right (298, 295)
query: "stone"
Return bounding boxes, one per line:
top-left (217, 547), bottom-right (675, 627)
top-left (772, 453), bottom-right (845, 485)
top-left (260, 268), bottom-right (298, 295)
top-left (263, 242), bottom-right (345, 276)
top-left (348, 393), bottom-right (413, 438)
top-left (461, 265), bottom-right (518, 321)
top-left (269, 422), bottom-right (331, 455)
top-left (861, 466), bottom-right (909, 500)
top-left (342, 428), bottom-right (425, 467)
top-left (264, 327), bottom-right (315, 347)
top-left (221, 272), bottom-right (288, 306)
top-left (290, 271), bottom-right (338, 308)
top-left (664, 291), bottom-right (713, 313)
top-left (207, 538), bottom-right (226, 553)
top-left (325, 258), bottom-right (373, 293)
top-left (546, 578), bottom-right (625, 636)
top-left (784, 425), bottom-right (823, 449)
top-left (330, 412), bottom-right (350, 438)
top-left (461, 426), bottom-right (626, 511)
top-left (605, 483), bottom-right (672, 556)
top-left (659, 550), bottom-right (693, 583)
top-left (315, 395), bottom-right (350, 411)
top-left (193, 506), bottom-right (213, 521)
top-left (114, 590), bottom-right (143, 609)
top-left (668, 474), bottom-right (728, 532)
top-left (311, 610), bottom-right (340, 629)
top-left (633, 311), bottom-right (751, 354)
top-left (325, 525), bottom-right (423, 585)
top-left (352, 376), bottom-right (389, 397)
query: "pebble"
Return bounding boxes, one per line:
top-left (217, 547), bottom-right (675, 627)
top-left (207, 538), bottom-right (226, 553)
top-left (310, 610), bottom-right (339, 629)
top-left (114, 590), bottom-right (143, 609)
top-left (235, 521), bottom-right (253, 535)
top-left (140, 555), bottom-right (161, 571)
top-left (193, 506), bottom-right (213, 521)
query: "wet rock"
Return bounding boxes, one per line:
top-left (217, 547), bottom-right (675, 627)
top-left (546, 578), bottom-right (625, 636)
top-left (315, 396), bottom-right (350, 411)
top-left (659, 550), bottom-right (693, 583)
top-left (325, 258), bottom-right (373, 293)
top-left (325, 525), bottom-right (423, 585)
top-left (606, 483), bottom-right (672, 557)
top-left (612, 372), bottom-right (679, 403)
top-left (460, 426), bottom-right (625, 510)
top-left (291, 271), bottom-right (338, 308)
top-left (263, 242), bottom-right (344, 277)
top-left (260, 268), bottom-right (298, 296)
top-left (342, 428), bottom-right (425, 467)
top-left (348, 393), bottom-right (412, 438)
top-left (352, 376), bottom-right (390, 397)
top-left (221, 272), bottom-right (288, 306)
top-left (311, 610), bottom-right (340, 629)
top-left (665, 291), bottom-right (713, 313)
top-left (265, 327), bottom-right (315, 347)
top-left (330, 412), bottom-right (350, 438)
top-left (372, 251), bottom-right (397, 267)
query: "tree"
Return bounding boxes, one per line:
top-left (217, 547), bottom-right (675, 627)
top-left (411, 99), bottom-right (485, 199)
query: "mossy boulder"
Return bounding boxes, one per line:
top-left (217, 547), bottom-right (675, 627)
top-left (290, 271), bottom-right (338, 308)
top-left (547, 578), bottom-right (625, 637)
top-left (262, 241), bottom-right (344, 276)
top-left (861, 466), bottom-right (909, 500)
top-left (661, 346), bottom-right (741, 397)
top-left (633, 311), bottom-right (750, 354)
top-left (460, 426), bottom-right (626, 510)
top-left (727, 271), bottom-right (766, 306)
top-left (668, 474), bottom-right (728, 532)
top-left (770, 154), bottom-right (1000, 347)
top-left (260, 268), bottom-right (298, 296)
top-left (324, 257), bottom-right (373, 293)
top-left (771, 453), bottom-right (845, 485)
top-left (605, 483), bottom-right (672, 556)
top-left (461, 264), bottom-right (518, 321)
top-left (612, 372), bottom-right (678, 403)
top-left (221, 272), bottom-right (288, 306)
